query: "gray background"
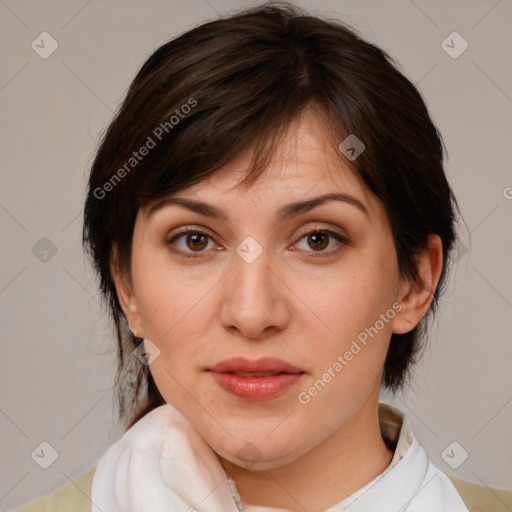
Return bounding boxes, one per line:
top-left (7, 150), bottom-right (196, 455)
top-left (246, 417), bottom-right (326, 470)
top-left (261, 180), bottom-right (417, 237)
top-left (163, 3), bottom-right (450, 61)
top-left (1, 0), bottom-right (511, 510)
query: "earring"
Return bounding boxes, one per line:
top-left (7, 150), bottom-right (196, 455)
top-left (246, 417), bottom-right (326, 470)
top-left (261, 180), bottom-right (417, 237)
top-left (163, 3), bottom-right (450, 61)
top-left (129, 326), bottom-right (138, 337)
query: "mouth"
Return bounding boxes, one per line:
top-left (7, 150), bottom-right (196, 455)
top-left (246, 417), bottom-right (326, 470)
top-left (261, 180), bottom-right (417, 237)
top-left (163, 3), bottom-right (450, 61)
top-left (227, 371), bottom-right (285, 377)
top-left (207, 357), bottom-right (305, 401)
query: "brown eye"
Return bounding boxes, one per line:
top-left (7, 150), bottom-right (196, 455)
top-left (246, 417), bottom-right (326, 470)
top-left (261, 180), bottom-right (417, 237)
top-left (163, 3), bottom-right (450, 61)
top-left (167, 229), bottom-right (216, 258)
top-left (307, 232), bottom-right (329, 251)
top-left (294, 228), bottom-right (348, 256)
top-left (185, 233), bottom-right (209, 251)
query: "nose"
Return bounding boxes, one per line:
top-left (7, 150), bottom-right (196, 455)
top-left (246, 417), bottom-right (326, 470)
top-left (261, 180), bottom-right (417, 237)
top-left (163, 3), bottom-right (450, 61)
top-left (219, 243), bottom-right (290, 341)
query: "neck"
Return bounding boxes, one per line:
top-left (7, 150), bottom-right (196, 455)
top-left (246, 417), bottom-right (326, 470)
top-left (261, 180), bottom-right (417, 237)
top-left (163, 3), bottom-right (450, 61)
top-left (219, 390), bottom-right (393, 512)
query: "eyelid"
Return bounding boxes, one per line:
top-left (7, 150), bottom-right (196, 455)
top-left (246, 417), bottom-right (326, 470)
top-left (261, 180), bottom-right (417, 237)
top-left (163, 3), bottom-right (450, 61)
top-left (294, 223), bottom-right (348, 241)
top-left (166, 222), bottom-right (347, 240)
top-left (166, 224), bottom-right (215, 241)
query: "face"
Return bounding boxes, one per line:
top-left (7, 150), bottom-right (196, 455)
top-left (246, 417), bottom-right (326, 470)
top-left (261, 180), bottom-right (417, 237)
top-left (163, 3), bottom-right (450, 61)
top-left (117, 110), bottom-right (408, 471)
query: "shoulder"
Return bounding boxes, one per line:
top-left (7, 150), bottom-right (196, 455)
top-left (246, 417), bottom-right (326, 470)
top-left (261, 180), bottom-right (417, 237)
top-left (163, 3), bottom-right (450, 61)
top-left (14, 466), bottom-right (97, 512)
top-left (447, 473), bottom-right (512, 512)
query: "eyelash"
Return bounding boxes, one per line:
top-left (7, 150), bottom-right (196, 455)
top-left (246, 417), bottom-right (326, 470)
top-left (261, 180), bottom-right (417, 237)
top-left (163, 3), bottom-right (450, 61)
top-left (166, 226), bottom-right (349, 260)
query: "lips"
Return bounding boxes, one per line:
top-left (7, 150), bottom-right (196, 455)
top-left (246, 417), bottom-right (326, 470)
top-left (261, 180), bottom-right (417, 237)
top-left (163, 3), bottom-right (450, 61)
top-left (207, 357), bottom-right (305, 400)
top-left (208, 356), bottom-right (304, 374)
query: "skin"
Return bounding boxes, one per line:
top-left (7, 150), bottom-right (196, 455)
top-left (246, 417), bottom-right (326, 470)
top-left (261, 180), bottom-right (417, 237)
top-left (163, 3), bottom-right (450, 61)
top-left (112, 109), bottom-right (443, 512)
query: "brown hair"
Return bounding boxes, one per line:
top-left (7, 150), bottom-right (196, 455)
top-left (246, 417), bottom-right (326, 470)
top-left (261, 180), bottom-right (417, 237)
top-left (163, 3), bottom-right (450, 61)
top-left (83, 1), bottom-right (459, 429)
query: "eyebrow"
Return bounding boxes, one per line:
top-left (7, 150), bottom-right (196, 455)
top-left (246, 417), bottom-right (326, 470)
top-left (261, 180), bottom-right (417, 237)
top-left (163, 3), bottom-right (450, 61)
top-left (147, 192), bottom-right (369, 222)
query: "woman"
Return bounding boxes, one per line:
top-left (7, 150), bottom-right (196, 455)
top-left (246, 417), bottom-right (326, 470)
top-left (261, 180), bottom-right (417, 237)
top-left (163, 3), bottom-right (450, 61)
top-left (82, 2), bottom-right (468, 510)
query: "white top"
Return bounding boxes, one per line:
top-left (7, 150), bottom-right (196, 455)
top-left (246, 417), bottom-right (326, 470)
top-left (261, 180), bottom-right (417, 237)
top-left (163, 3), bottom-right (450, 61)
top-left (90, 402), bottom-right (469, 512)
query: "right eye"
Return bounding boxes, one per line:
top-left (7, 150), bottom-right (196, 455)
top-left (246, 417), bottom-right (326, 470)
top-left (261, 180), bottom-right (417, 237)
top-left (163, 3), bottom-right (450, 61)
top-left (167, 228), bottom-right (221, 258)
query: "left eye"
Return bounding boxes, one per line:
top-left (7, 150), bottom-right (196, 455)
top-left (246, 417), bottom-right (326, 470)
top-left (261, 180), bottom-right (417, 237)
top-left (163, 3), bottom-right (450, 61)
top-left (294, 229), bottom-right (347, 253)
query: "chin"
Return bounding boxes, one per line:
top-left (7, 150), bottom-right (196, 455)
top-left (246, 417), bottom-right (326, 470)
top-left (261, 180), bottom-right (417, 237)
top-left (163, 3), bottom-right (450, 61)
top-left (209, 432), bottom-right (313, 472)
top-left (219, 449), bottom-right (298, 472)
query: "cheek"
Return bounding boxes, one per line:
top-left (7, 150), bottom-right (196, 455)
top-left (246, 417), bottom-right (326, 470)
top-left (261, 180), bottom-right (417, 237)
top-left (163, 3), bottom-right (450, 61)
top-left (307, 264), bottom-right (396, 337)
top-left (131, 246), bottom-right (184, 328)
top-left (132, 257), bottom-right (218, 361)
top-left (300, 259), bottom-right (398, 389)
top-left (295, 271), bottom-right (396, 410)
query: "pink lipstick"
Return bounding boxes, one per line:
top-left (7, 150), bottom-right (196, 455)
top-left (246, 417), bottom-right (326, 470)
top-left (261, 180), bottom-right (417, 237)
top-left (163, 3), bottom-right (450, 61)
top-left (207, 357), bottom-right (305, 400)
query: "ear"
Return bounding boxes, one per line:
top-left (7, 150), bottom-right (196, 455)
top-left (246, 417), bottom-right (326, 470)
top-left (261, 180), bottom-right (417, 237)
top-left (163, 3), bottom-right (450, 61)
top-left (391, 234), bottom-right (444, 335)
top-left (110, 243), bottom-right (141, 334)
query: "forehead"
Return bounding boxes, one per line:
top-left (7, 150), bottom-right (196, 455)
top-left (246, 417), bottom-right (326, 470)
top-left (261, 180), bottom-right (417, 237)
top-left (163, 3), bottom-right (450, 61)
top-left (154, 109), bottom-right (375, 215)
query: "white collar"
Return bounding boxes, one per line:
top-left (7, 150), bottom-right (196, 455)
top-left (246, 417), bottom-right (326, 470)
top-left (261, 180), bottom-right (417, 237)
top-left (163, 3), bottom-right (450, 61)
top-left (91, 401), bottom-right (467, 512)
